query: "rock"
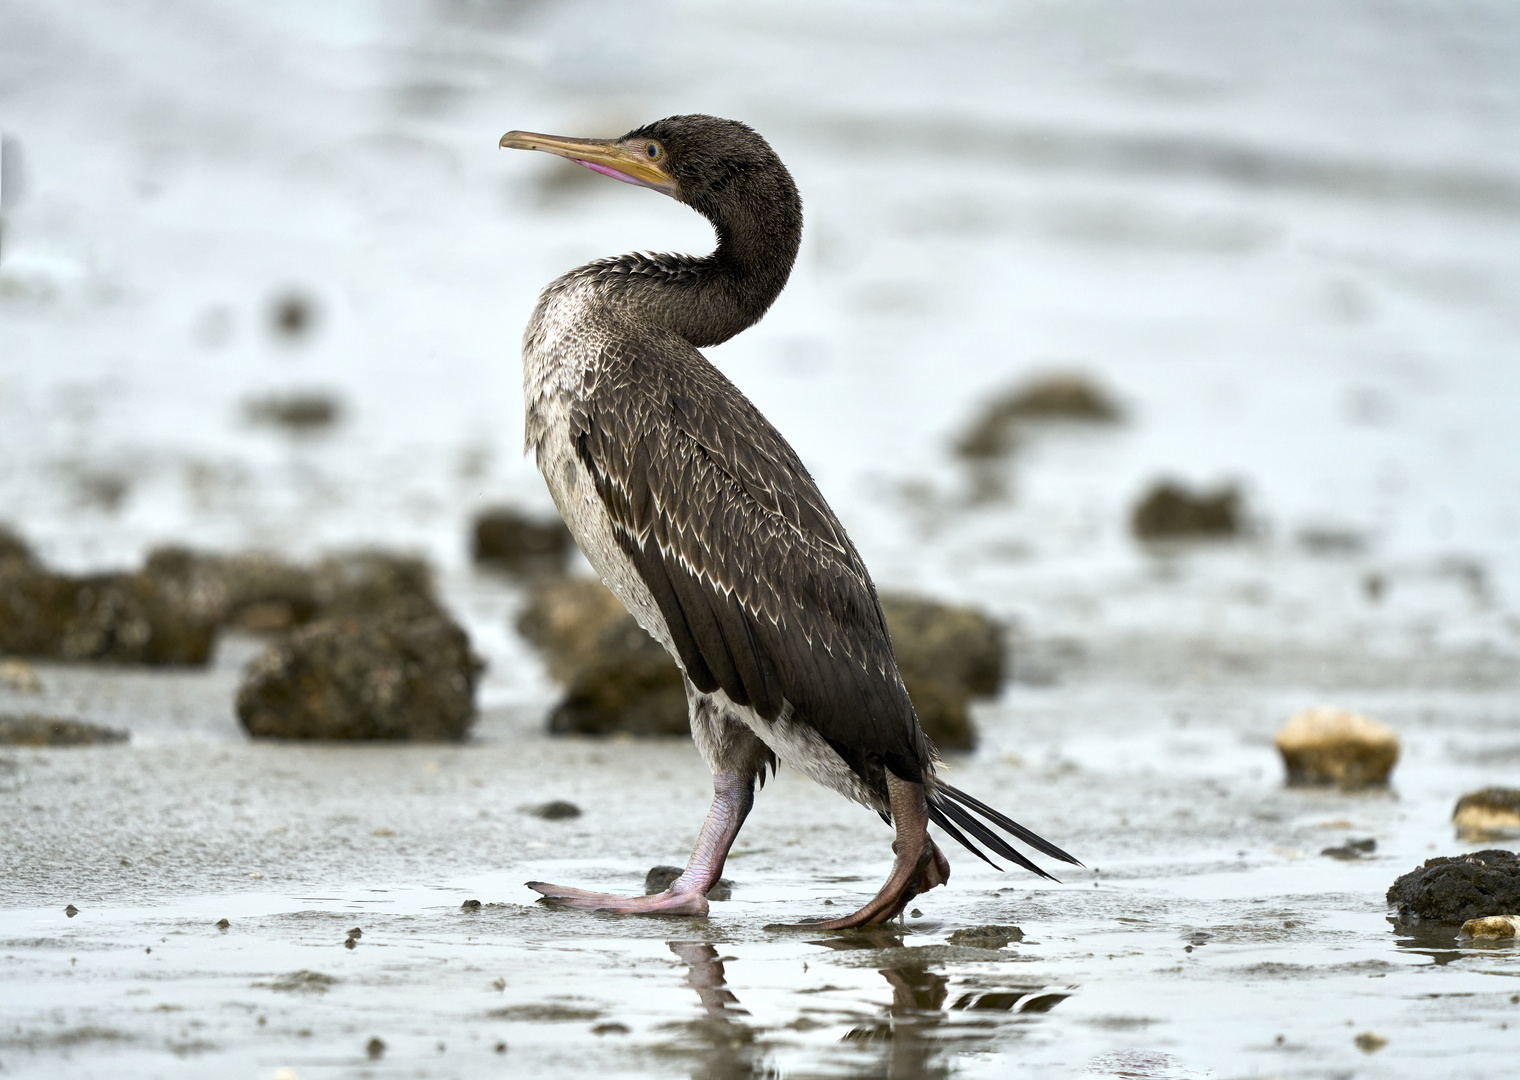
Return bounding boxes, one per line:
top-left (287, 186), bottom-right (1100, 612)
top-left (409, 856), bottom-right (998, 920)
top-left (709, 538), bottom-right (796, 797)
top-left (1354, 1032), bottom-right (1388, 1054)
top-left (0, 714), bottom-right (128, 746)
top-left (1386, 849), bottom-right (1520, 922)
top-left (1274, 707), bottom-right (1400, 788)
top-left (518, 579), bottom-right (998, 747)
top-left (365, 1036), bottom-right (385, 1060)
top-left (529, 800), bottom-right (581, 820)
top-left (270, 292), bottom-right (319, 339)
top-left (644, 864), bottom-right (732, 900)
top-left (880, 592), bottom-right (1005, 752)
top-left (946, 924), bottom-right (1023, 949)
top-left (144, 547), bottom-right (318, 630)
top-left (0, 659), bottom-right (42, 693)
top-left (955, 372), bottom-right (1121, 458)
top-left (1459, 915), bottom-right (1520, 939)
top-left (243, 390), bottom-right (340, 431)
top-left (0, 523), bottom-right (33, 570)
top-left (1453, 788), bottom-right (1520, 840)
top-left (236, 614), bottom-right (482, 740)
top-left (1130, 481), bottom-right (1242, 540)
top-left (143, 547), bottom-right (440, 631)
top-left (0, 565), bottom-right (216, 665)
top-left (472, 509), bottom-right (573, 578)
top-left (460, 899), bottom-right (481, 912)
top-left (1321, 838), bottom-right (1376, 860)
top-left (311, 550), bottom-right (441, 622)
top-left (517, 579), bottom-right (687, 736)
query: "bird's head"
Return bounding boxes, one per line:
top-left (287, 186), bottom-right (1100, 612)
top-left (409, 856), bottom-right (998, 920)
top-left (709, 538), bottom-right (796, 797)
top-left (499, 115), bottom-right (795, 223)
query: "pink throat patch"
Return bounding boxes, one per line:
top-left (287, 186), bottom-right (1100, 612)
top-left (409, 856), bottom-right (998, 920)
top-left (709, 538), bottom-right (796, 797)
top-left (574, 159), bottom-right (647, 187)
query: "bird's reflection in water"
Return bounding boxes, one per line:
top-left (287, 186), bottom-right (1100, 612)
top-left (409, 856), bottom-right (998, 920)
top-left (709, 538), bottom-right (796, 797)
top-left (664, 937), bottom-right (1071, 1080)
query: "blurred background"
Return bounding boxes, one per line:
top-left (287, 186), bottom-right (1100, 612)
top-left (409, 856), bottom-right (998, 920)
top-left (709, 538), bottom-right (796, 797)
top-left (3, 0), bottom-right (1518, 691)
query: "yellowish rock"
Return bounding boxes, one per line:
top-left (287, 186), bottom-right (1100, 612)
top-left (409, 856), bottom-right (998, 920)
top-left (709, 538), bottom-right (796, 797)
top-left (0, 659), bottom-right (43, 693)
top-left (1453, 788), bottom-right (1520, 840)
top-left (1274, 707), bottom-right (1399, 788)
top-left (1458, 915), bottom-right (1520, 939)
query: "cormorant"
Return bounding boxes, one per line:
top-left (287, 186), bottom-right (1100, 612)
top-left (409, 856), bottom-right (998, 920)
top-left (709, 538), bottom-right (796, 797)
top-left (500, 115), bottom-right (1079, 928)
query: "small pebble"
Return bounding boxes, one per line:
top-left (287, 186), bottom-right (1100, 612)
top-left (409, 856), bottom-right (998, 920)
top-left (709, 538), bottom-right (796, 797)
top-left (592, 1022), bottom-right (630, 1036)
top-left (366, 1036), bottom-right (386, 1060)
top-left (530, 800), bottom-right (582, 821)
top-left (64, 905), bottom-right (78, 918)
top-left (1354, 1031), bottom-right (1388, 1053)
top-left (461, 899), bottom-right (482, 911)
top-left (216, 918), bottom-right (230, 929)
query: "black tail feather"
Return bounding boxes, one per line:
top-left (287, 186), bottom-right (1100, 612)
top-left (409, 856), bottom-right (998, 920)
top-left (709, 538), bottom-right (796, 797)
top-left (938, 784), bottom-right (1083, 867)
top-left (922, 783), bottom-right (1082, 881)
top-left (925, 803), bottom-right (1000, 870)
top-left (934, 797), bottom-right (1061, 881)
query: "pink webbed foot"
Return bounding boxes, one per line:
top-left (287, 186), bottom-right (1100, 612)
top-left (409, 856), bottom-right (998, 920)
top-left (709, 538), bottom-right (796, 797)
top-left (526, 881), bottom-right (711, 917)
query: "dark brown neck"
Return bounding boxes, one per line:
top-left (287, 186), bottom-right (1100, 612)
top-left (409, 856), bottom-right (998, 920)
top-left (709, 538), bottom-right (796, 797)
top-left (591, 171), bottom-right (803, 348)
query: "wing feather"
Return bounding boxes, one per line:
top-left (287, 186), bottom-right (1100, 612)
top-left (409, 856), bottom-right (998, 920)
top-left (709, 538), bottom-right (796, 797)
top-left (575, 329), bottom-right (928, 786)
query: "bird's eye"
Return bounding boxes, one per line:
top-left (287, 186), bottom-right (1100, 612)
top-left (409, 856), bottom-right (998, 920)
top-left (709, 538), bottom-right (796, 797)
top-left (645, 142), bottom-right (661, 160)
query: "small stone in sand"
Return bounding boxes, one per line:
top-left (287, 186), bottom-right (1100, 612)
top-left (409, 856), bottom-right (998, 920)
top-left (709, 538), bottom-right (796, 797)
top-left (461, 899), bottom-right (482, 911)
top-left (1453, 788), bottom-right (1520, 840)
top-left (1275, 707), bottom-right (1399, 788)
top-left (529, 800), bottom-right (582, 821)
top-left (1131, 481), bottom-right (1242, 540)
top-left (1321, 838), bottom-right (1377, 860)
top-left (0, 714), bottom-right (128, 747)
top-left (1354, 1032), bottom-right (1388, 1053)
top-left (366, 1036), bottom-right (386, 1059)
top-left (946, 925), bottom-right (1023, 949)
top-left (64, 904), bottom-right (78, 917)
top-left (0, 659), bottom-right (42, 693)
top-left (644, 864), bottom-right (732, 900)
top-left (216, 918), bottom-right (229, 929)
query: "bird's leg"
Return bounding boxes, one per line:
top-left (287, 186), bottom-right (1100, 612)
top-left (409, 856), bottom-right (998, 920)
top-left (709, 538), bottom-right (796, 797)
top-left (770, 772), bottom-right (950, 931)
top-left (526, 769), bottom-right (754, 916)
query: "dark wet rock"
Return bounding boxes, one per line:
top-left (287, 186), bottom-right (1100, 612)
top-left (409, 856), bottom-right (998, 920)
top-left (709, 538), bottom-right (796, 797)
top-left (460, 899), bottom-right (482, 912)
top-left (236, 614), bottom-right (482, 740)
top-left (144, 547), bottom-right (440, 631)
top-left (0, 564), bottom-right (217, 665)
top-left (880, 592), bottom-right (1004, 751)
top-left (0, 523), bottom-right (33, 570)
top-left (312, 550), bottom-right (442, 622)
top-left (519, 579), bottom-right (998, 747)
top-left (955, 372), bottom-right (1121, 459)
top-left (946, 924), bottom-right (1023, 949)
top-left (215, 918), bottom-right (229, 929)
top-left (1454, 788), bottom-right (1520, 839)
top-left (1321, 838), bottom-right (1377, 860)
top-left (1275, 707), bottom-right (1399, 788)
top-left (1386, 849), bottom-right (1520, 922)
top-left (472, 508), bottom-right (573, 578)
top-left (529, 800), bottom-right (581, 821)
top-left (592, 1022), bottom-right (631, 1035)
top-left (1130, 481), bottom-right (1242, 540)
top-left (644, 864), bottom-right (732, 900)
top-left (144, 547), bottom-right (319, 631)
top-left (0, 714), bottom-right (128, 746)
top-left (64, 905), bottom-right (78, 917)
top-left (365, 1036), bottom-right (385, 1060)
top-left (0, 659), bottom-right (43, 693)
top-left (518, 578), bottom-right (687, 736)
top-left (244, 390), bottom-right (340, 431)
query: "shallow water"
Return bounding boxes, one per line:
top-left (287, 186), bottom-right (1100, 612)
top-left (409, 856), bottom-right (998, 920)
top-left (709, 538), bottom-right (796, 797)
top-left (3, 635), bottom-right (1519, 1078)
top-left (3, 1), bottom-right (1520, 1076)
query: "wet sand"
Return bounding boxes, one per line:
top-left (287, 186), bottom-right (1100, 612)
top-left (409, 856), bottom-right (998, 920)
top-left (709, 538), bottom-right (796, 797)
top-left (3, 626), bottom-right (1517, 1079)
